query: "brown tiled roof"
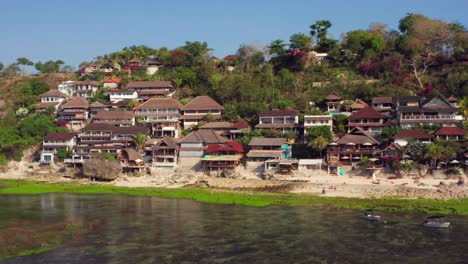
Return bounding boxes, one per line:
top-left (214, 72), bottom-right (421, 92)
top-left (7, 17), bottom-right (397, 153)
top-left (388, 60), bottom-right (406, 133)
top-left (154, 137), bottom-right (178, 149)
top-left (81, 123), bottom-right (115, 131)
top-left (122, 148), bottom-right (141, 161)
top-left (223, 55), bottom-right (237, 61)
top-left (39, 89), bottom-right (69, 98)
top-left (434, 127), bottom-right (467, 136)
top-left (394, 130), bottom-right (433, 139)
top-left (350, 99), bottom-right (369, 109)
top-left (133, 98), bottom-right (182, 110)
top-left (199, 122), bottom-right (233, 129)
top-left (248, 137), bottom-right (287, 146)
top-left (61, 97), bottom-right (89, 109)
top-left (259, 109), bottom-right (299, 117)
top-left (372, 96), bottom-right (393, 104)
top-left (325, 92), bottom-right (342, 100)
top-left (246, 150), bottom-right (283, 158)
top-left (90, 101), bottom-right (107, 108)
top-left (44, 132), bottom-right (77, 141)
top-left (348, 107), bottom-right (384, 119)
top-left (75, 79), bottom-right (99, 86)
top-left (95, 111), bottom-right (134, 119)
top-left (335, 134), bottom-right (379, 145)
top-left (182, 96), bottom-right (224, 111)
top-left (180, 130), bottom-right (227, 144)
top-left (112, 126), bottom-right (149, 136)
top-left (447, 96), bottom-right (457, 102)
top-left (127, 81), bottom-right (174, 89)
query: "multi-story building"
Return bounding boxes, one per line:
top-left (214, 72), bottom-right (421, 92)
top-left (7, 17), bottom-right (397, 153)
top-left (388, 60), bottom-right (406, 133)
top-left (93, 111), bottom-right (135, 127)
top-left (39, 132), bottom-right (77, 164)
top-left (57, 97), bottom-right (90, 131)
top-left (324, 92), bottom-right (342, 113)
top-left (126, 81), bottom-right (176, 100)
top-left (255, 110), bottom-right (300, 135)
top-left (372, 96), bottom-right (393, 116)
top-left (326, 127), bottom-right (380, 166)
top-left (151, 137), bottom-right (179, 168)
top-left (304, 115), bottom-right (333, 136)
top-left (108, 89), bottom-right (138, 103)
top-left (37, 89), bottom-right (69, 110)
top-left (134, 98), bottom-right (182, 138)
top-left (347, 107), bottom-right (386, 134)
top-left (393, 129), bottom-right (433, 147)
top-left (180, 96), bottom-right (224, 129)
top-left (397, 94), bottom-right (462, 128)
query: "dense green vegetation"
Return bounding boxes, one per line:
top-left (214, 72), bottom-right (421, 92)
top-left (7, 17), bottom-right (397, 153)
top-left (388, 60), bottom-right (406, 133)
top-left (0, 179), bottom-right (467, 215)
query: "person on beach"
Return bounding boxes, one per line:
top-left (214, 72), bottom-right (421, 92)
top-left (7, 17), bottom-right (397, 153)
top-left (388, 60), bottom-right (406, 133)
top-left (322, 188), bottom-right (326, 194)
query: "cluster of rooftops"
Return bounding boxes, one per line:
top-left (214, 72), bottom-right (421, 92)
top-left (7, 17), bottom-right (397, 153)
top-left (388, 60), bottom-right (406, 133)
top-left (36, 80), bottom-right (466, 174)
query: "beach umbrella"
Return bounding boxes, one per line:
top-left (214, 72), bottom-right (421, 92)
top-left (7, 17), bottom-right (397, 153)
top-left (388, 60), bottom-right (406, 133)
top-left (369, 158), bottom-right (379, 161)
top-left (341, 156), bottom-right (350, 159)
top-left (329, 142), bottom-right (338, 145)
top-left (450, 160), bottom-right (459, 164)
top-left (363, 142), bottom-right (372, 146)
top-left (346, 143), bottom-right (356, 145)
top-left (352, 157), bottom-right (361, 160)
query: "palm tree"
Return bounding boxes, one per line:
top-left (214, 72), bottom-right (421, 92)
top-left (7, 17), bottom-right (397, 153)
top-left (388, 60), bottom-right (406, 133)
top-left (268, 39), bottom-right (287, 55)
top-left (135, 133), bottom-right (147, 154)
top-left (459, 96), bottom-right (468, 117)
top-left (307, 136), bottom-right (329, 158)
top-left (425, 142), bottom-right (444, 168)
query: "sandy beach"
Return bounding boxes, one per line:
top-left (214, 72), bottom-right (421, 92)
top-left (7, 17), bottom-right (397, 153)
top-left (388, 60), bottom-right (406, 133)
top-left (1, 159), bottom-right (466, 200)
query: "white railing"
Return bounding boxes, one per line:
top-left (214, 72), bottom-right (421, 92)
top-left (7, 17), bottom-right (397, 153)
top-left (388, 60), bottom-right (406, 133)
top-left (401, 115), bottom-right (455, 120)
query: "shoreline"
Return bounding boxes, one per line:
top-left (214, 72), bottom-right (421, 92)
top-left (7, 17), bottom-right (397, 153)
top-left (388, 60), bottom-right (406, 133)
top-left (1, 178), bottom-right (467, 215)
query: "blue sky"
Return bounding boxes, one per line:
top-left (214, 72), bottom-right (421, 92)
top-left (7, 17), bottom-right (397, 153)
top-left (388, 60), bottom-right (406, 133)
top-left (1, 0), bottom-right (467, 69)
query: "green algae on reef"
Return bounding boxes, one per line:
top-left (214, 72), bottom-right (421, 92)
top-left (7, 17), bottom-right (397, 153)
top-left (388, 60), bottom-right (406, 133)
top-left (0, 179), bottom-right (467, 215)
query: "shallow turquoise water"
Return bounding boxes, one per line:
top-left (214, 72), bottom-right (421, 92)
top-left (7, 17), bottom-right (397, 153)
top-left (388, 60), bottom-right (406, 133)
top-left (1, 194), bottom-right (467, 263)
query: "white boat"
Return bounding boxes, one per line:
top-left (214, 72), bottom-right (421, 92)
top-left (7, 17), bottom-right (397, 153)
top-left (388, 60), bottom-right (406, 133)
top-left (423, 216), bottom-right (451, 228)
top-left (363, 212), bottom-right (381, 222)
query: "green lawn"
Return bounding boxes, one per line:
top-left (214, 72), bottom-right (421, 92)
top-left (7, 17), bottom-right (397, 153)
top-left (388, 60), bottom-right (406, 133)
top-left (1, 179), bottom-right (467, 215)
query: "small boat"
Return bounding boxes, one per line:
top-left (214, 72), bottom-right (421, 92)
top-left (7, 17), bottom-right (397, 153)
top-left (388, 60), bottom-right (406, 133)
top-left (423, 216), bottom-right (451, 228)
top-left (363, 212), bottom-right (381, 222)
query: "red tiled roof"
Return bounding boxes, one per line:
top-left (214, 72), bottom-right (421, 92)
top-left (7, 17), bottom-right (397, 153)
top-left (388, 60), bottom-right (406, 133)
top-left (223, 55), bottom-right (237, 61)
top-left (103, 77), bottom-right (121, 83)
top-left (230, 120), bottom-right (249, 129)
top-left (394, 130), bottom-right (433, 139)
top-left (348, 107), bottom-right (384, 119)
top-left (206, 141), bottom-right (244, 153)
top-left (434, 127), bottom-right (466, 136)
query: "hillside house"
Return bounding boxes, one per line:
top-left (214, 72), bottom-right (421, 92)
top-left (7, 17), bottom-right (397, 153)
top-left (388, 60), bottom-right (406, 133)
top-left (229, 120), bottom-right (250, 139)
top-left (127, 81), bottom-right (176, 99)
top-left (103, 77), bottom-right (121, 89)
top-left (393, 130), bottom-right (433, 147)
top-left (39, 132), bottom-right (77, 164)
top-left (347, 107), bottom-right (386, 134)
top-left (93, 111), bottom-right (135, 126)
top-left (134, 98), bottom-right (182, 138)
top-left (37, 89), bottom-right (69, 110)
top-left (324, 92), bottom-right (342, 113)
top-left (326, 127), bottom-right (380, 167)
top-left (74, 80), bottom-right (99, 99)
top-left (434, 127), bottom-right (466, 142)
top-left (199, 121), bottom-right (233, 136)
top-left (108, 89), bottom-right (138, 103)
top-left (203, 141), bottom-right (244, 172)
top-left (397, 94), bottom-right (462, 128)
top-left (179, 130), bottom-right (227, 158)
top-left (57, 97), bottom-right (89, 131)
top-left (304, 115), bottom-right (333, 136)
top-left (255, 110), bottom-right (300, 135)
top-left (151, 137), bottom-right (178, 168)
top-left (180, 96), bottom-right (223, 129)
top-left (372, 96), bottom-right (393, 115)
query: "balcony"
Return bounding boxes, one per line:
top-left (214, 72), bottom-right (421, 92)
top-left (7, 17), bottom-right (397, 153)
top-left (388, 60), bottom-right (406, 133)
top-left (401, 115), bottom-right (455, 121)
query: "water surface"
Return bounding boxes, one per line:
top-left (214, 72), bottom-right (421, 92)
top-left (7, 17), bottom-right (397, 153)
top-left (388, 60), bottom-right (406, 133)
top-left (1, 194), bottom-right (467, 263)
